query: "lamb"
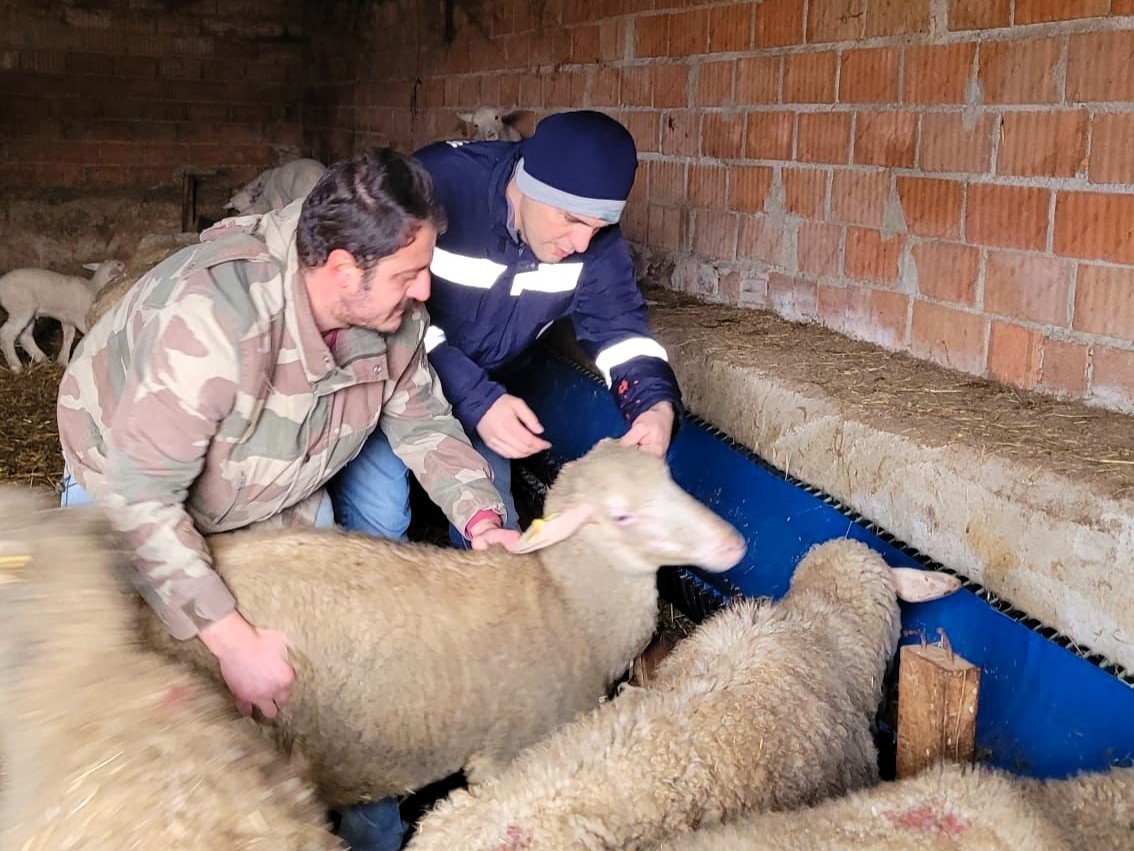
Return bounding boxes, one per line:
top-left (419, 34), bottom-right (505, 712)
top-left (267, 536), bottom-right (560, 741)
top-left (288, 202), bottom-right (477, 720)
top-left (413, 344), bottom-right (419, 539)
top-left (86, 232), bottom-right (200, 329)
top-left (226, 158), bottom-right (327, 215)
top-left (457, 106), bottom-right (534, 141)
top-left (0, 259), bottom-right (125, 372)
top-left (658, 761), bottom-right (1134, 850)
top-left (139, 440), bottom-right (747, 807)
top-left (406, 538), bottom-right (962, 851)
top-left (0, 487), bottom-right (342, 850)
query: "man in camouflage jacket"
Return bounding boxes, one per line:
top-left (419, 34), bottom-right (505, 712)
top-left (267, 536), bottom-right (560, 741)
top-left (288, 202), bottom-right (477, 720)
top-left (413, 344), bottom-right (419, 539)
top-left (58, 148), bottom-right (515, 722)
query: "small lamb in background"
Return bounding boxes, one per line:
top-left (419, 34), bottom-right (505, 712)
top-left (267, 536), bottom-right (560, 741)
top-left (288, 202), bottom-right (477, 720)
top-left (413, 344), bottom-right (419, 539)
top-left (457, 106), bottom-right (535, 141)
top-left (225, 158), bottom-right (326, 216)
top-left (0, 259), bottom-right (125, 372)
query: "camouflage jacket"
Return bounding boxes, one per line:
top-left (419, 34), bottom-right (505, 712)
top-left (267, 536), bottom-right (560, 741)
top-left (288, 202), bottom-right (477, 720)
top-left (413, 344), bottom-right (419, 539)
top-left (58, 202), bottom-right (505, 640)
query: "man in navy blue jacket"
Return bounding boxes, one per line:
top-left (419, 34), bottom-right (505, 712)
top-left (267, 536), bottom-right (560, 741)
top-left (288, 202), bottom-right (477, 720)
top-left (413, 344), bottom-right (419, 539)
top-left (331, 110), bottom-right (682, 548)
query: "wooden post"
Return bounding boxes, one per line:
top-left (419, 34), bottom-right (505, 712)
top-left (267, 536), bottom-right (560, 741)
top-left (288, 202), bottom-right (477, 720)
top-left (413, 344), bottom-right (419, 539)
top-left (896, 636), bottom-right (981, 779)
top-left (181, 171), bottom-right (198, 234)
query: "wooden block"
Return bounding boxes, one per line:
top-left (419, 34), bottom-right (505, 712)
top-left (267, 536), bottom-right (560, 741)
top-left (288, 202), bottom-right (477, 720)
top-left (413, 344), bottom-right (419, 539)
top-left (896, 639), bottom-right (981, 779)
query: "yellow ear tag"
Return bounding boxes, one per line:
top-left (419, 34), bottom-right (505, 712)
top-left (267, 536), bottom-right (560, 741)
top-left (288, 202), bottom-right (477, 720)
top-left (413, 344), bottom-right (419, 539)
top-left (0, 552), bottom-right (31, 582)
top-left (516, 514), bottom-right (554, 547)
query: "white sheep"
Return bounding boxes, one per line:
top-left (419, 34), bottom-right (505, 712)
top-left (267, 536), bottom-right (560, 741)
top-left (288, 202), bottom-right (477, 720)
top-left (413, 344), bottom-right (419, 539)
top-left (139, 440), bottom-right (747, 807)
top-left (86, 232), bottom-right (200, 329)
top-left (0, 259), bottom-right (125, 372)
top-left (406, 538), bottom-right (962, 851)
top-left (0, 487), bottom-right (342, 850)
top-left (457, 106), bottom-right (533, 141)
top-left (226, 158), bottom-right (327, 215)
top-left (658, 761), bottom-right (1134, 850)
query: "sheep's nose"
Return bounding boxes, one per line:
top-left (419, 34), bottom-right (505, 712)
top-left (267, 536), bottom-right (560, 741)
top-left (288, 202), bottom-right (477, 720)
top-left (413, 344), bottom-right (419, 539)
top-left (700, 529), bottom-right (747, 573)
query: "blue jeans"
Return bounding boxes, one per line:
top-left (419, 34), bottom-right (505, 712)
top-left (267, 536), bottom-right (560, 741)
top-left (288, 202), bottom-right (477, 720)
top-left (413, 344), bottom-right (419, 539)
top-left (60, 470), bottom-right (95, 507)
top-left (336, 798), bottom-right (405, 851)
top-left (331, 429), bottom-right (520, 549)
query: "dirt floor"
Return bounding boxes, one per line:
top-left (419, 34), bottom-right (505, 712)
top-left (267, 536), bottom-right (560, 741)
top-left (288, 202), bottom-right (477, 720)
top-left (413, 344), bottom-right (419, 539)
top-left (0, 358), bottom-right (66, 494)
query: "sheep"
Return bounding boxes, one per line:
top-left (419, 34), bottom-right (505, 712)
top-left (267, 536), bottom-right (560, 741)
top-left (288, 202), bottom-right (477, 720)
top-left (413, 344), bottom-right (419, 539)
top-left (0, 259), bottom-right (125, 372)
top-left (658, 761), bottom-right (1134, 850)
top-left (406, 538), bottom-right (962, 851)
top-left (138, 439), bottom-right (748, 808)
top-left (1040, 762), bottom-right (1134, 851)
top-left (0, 486), bottom-right (342, 850)
top-left (226, 158), bottom-right (327, 215)
top-left (86, 232), bottom-right (200, 329)
top-left (457, 106), bottom-right (535, 142)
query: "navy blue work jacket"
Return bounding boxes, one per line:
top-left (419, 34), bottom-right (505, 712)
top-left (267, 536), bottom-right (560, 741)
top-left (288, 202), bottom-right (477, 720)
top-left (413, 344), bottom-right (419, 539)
top-left (413, 139), bottom-right (682, 435)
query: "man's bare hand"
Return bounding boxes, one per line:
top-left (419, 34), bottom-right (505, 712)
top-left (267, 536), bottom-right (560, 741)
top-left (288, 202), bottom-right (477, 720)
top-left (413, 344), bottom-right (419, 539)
top-left (618, 401), bottom-right (675, 458)
top-left (470, 526), bottom-right (523, 550)
top-left (476, 394), bottom-right (552, 459)
top-left (199, 610), bottom-right (294, 720)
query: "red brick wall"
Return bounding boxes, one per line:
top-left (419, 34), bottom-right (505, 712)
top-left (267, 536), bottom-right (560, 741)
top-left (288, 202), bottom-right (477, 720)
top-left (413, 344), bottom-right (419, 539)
top-left (0, 0), bottom-right (308, 192)
top-left (356, 0), bottom-right (1134, 414)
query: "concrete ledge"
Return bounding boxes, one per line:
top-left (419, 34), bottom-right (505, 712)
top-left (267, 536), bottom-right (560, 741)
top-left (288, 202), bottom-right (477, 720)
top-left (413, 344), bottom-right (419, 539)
top-left (559, 289), bottom-right (1134, 672)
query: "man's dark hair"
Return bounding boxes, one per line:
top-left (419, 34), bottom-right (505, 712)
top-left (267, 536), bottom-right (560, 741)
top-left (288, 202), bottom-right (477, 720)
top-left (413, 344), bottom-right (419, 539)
top-left (296, 147), bottom-right (446, 271)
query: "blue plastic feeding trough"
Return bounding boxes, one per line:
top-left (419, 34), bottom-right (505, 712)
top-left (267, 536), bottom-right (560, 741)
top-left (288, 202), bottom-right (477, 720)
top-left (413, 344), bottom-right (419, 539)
top-left (508, 348), bottom-right (1134, 782)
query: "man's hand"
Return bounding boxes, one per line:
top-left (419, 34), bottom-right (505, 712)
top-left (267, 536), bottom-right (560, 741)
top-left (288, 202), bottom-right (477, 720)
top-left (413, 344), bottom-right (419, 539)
top-left (619, 401), bottom-right (675, 458)
top-left (468, 513), bottom-right (522, 550)
top-left (476, 394), bottom-right (552, 459)
top-left (198, 610), bottom-right (294, 720)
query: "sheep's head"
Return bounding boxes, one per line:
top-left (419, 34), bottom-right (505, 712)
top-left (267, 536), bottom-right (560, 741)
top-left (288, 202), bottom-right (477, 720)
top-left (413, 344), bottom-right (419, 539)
top-left (456, 106), bottom-right (531, 142)
top-left (785, 538), bottom-right (961, 711)
top-left (516, 440), bottom-right (746, 576)
top-left (789, 539), bottom-right (960, 607)
top-left (226, 173), bottom-right (267, 213)
top-left (457, 107), bottom-right (505, 141)
top-left (82, 259), bottom-right (127, 294)
top-left (0, 487), bottom-right (130, 661)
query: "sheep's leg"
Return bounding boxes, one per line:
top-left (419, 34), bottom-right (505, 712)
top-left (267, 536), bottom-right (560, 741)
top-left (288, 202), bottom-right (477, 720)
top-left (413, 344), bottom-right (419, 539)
top-left (18, 323), bottom-right (51, 364)
top-left (0, 314), bottom-right (31, 372)
top-left (56, 322), bottom-right (77, 366)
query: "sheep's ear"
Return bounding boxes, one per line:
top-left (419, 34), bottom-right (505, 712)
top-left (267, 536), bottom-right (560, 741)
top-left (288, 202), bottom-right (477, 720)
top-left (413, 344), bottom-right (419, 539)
top-left (890, 568), bottom-right (962, 603)
top-left (457, 111), bottom-right (474, 122)
top-left (82, 262), bottom-right (99, 272)
top-left (510, 504), bottom-right (594, 554)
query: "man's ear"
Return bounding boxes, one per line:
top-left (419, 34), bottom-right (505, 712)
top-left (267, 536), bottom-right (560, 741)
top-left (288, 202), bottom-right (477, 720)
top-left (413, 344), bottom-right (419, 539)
top-left (326, 248), bottom-right (364, 294)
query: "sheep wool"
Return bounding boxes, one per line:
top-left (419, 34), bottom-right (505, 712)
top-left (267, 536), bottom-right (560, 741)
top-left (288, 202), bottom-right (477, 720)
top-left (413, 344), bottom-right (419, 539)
top-left (226, 158), bottom-right (326, 215)
top-left (139, 440), bottom-right (747, 807)
top-left (407, 538), bottom-right (944, 851)
top-left (0, 487), bottom-right (341, 851)
top-left (658, 761), bottom-right (1134, 851)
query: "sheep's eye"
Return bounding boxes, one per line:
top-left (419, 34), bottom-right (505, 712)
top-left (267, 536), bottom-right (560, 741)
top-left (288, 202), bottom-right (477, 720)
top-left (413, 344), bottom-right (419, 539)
top-left (612, 512), bottom-right (636, 526)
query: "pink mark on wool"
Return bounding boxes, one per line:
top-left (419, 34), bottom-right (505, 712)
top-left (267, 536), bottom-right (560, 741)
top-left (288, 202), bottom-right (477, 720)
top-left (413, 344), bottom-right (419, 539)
top-left (156, 683), bottom-right (192, 716)
top-left (887, 802), bottom-right (971, 836)
top-left (494, 823), bottom-right (533, 850)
